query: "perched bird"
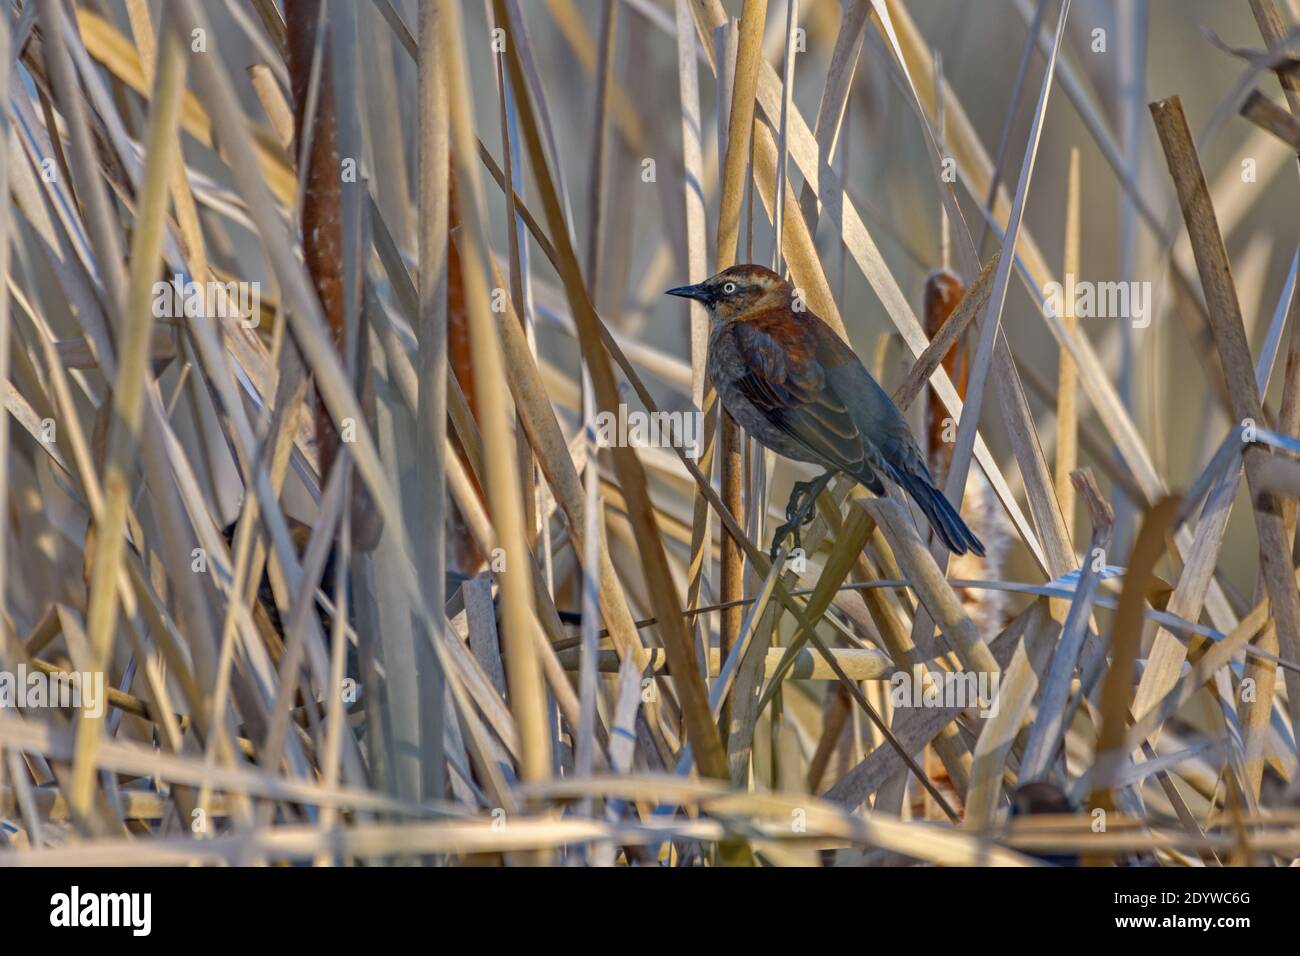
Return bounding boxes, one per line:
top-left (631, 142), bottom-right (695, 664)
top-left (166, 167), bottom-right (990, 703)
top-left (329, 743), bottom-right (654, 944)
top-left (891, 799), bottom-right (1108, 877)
top-left (667, 264), bottom-right (984, 559)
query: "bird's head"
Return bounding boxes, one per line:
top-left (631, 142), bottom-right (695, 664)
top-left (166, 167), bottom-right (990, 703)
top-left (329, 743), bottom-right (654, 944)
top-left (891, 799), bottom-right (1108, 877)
top-left (665, 264), bottom-right (792, 323)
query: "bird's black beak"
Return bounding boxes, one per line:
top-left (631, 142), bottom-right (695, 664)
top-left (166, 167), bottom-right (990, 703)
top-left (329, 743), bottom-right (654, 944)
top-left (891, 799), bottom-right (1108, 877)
top-left (665, 282), bottom-right (712, 305)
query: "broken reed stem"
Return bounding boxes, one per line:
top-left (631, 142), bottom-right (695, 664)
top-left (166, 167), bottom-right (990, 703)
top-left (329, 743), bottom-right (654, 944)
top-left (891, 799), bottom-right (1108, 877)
top-left (1088, 496), bottom-right (1179, 815)
top-left (1239, 89), bottom-right (1300, 151)
top-left (1248, 0), bottom-right (1300, 116)
top-left (1149, 94), bottom-right (1300, 749)
top-left (1243, 0), bottom-right (1300, 797)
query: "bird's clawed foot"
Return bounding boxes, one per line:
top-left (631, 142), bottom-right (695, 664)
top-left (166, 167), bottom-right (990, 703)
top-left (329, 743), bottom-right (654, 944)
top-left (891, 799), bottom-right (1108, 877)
top-left (768, 471), bottom-right (835, 562)
top-left (784, 479), bottom-right (819, 525)
top-left (768, 518), bottom-right (800, 562)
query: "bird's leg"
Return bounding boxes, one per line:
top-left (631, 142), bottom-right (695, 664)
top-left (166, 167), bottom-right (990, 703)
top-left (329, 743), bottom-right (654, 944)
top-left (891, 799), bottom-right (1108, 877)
top-left (769, 471), bottom-right (836, 561)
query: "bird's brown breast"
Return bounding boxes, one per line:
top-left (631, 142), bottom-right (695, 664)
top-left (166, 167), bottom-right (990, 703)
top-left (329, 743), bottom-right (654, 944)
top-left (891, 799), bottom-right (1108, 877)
top-left (706, 319), bottom-right (830, 466)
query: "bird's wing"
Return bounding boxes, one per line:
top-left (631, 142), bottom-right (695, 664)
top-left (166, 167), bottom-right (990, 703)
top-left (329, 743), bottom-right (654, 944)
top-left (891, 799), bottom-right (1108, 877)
top-left (731, 311), bottom-right (983, 555)
top-left (819, 345), bottom-right (984, 554)
top-left (727, 316), bottom-right (883, 491)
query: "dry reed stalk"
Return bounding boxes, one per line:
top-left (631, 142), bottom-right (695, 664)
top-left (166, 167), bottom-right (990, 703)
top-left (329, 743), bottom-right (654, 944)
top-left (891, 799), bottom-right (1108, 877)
top-left (1240, 88), bottom-right (1300, 149)
top-left (1019, 469), bottom-right (1114, 783)
top-left (1150, 95), bottom-right (1300, 745)
top-left (492, 0), bottom-right (727, 785)
top-left (1056, 148), bottom-right (1081, 533)
top-left (71, 13), bottom-right (186, 829)
top-left (713, 3), bottom-right (764, 744)
top-left (1088, 497), bottom-right (1179, 815)
top-left (441, 0), bottom-right (550, 802)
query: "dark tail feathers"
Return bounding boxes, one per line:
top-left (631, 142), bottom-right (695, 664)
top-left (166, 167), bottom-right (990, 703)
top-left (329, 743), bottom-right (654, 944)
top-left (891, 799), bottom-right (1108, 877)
top-left (894, 470), bottom-right (985, 557)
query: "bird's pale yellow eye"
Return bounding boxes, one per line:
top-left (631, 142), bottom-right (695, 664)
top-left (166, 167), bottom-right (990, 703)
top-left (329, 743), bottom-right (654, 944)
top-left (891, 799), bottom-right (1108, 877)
top-left (722, 281), bottom-right (737, 295)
